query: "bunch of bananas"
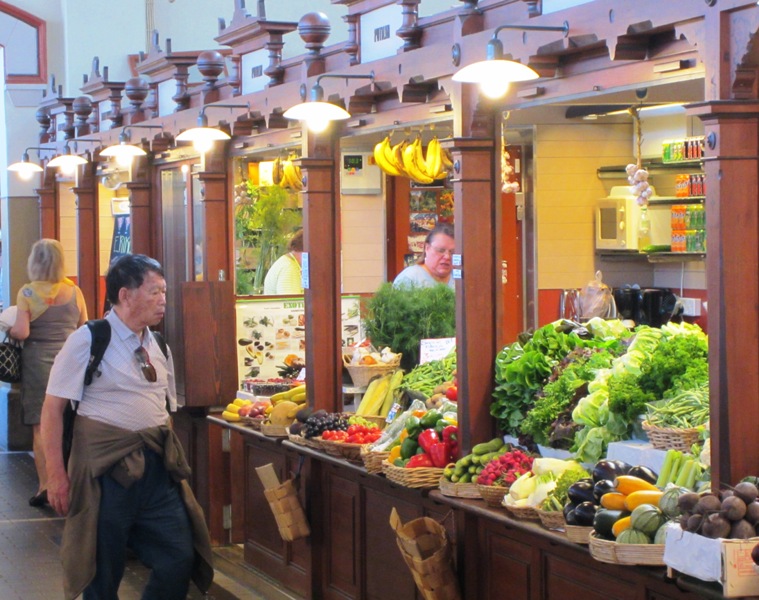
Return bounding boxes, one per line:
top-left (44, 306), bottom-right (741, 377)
top-left (272, 155), bottom-right (303, 191)
top-left (373, 135), bottom-right (452, 185)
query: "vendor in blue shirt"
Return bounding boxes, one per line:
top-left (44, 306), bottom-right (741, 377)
top-left (393, 223), bottom-right (455, 290)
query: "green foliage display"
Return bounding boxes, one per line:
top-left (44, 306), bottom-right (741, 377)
top-left (362, 282), bottom-right (455, 371)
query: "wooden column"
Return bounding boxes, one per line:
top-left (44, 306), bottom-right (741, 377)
top-left (296, 155), bottom-right (343, 413)
top-left (126, 180), bottom-right (153, 257)
top-left (71, 163), bottom-right (100, 317)
top-left (688, 101), bottom-right (759, 487)
top-left (442, 137), bottom-right (499, 454)
top-left (196, 171), bottom-right (231, 282)
top-left (36, 184), bottom-right (58, 240)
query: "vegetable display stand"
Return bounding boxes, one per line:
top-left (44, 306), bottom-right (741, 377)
top-left (504, 504), bottom-right (540, 521)
top-left (343, 354), bottom-right (401, 388)
top-left (565, 525), bottom-right (593, 544)
top-left (588, 532), bottom-right (665, 565)
top-left (255, 463), bottom-right (310, 542)
top-left (536, 509), bottom-right (566, 531)
top-left (438, 478), bottom-right (481, 499)
top-left (389, 508), bottom-right (461, 600)
top-left (477, 484), bottom-right (509, 508)
top-left (361, 448), bottom-right (390, 474)
top-left (382, 460), bottom-right (445, 489)
top-left (318, 438), bottom-right (366, 462)
top-left (642, 421), bottom-right (701, 452)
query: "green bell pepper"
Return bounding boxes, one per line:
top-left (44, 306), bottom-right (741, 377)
top-left (420, 409), bottom-right (442, 429)
top-left (405, 415), bottom-right (422, 439)
top-left (400, 437), bottom-right (419, 460)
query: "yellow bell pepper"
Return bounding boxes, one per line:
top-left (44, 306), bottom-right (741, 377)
top-left (388, 446), bottom-right (402, 463)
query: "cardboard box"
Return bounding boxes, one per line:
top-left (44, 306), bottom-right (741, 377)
top-left (664, 525), bottom-right (759, 597)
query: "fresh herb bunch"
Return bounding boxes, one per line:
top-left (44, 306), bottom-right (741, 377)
top-left (638, 333), bottom-right (708, 398)
top-left (608, 371), bottom-right (656, 422)
top-left (362, 283), bottom-right (455, 371)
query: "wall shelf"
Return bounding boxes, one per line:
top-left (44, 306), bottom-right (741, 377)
top-left (596, 250), bottom-right (706, 263)
top-left (649, 196), bottom-right (705, 206)
top-left (597, 159), bottom-right (704, 179)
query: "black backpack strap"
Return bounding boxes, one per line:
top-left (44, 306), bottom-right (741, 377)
top-left (84, 319), bottom-right (111, 386)
top-left (151, 330), bottom-right (168, 359)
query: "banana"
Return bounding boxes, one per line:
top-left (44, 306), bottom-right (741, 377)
top-left (391, 141), bottom-right (409, 177)
top-left (222, 410), bottom-right (241, 422)
top-left (374, 136), bottom-right (404, 177)
top-left (272, 157), bottom-right (284, 185)
top-left (403, 138), bottom-right (434, 184)
top-left (226, 403), bottom-right (241, 414)
top-left (424, 137), bottom-right (443, 181)
top-left (233, 398), bottom-right (252, 407)
top-left (281, 159), bottom-right (304, 191)
top-left (440, 147), bottom-right (453, 169)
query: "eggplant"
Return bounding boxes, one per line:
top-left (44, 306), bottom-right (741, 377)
top-left (567, 480), bottom-right (595, 505)
top-left (573, 501), bottom-right (597, 527)
top-left (628, 465), bottom-right (658, 485)
top-left (563, 501), bottom-right (579, 521)
top-left (592, 459), bottom-right (631, 483)
top-left (565, 508), bottom-right (578, 526)
top-left (593, 479), bottom-right (616, 503)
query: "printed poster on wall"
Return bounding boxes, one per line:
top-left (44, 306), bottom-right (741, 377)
top-left (235, 295), bottom-right (362, 384)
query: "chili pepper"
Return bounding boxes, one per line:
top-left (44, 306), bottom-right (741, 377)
top-left (418, 429), bottom-right (440, 453)
top-left (406, 453), bottom-right (433, 468)
top-left (405, 415), bottom-right (422, 439)
top-left (429, 442), bottom-right (451, 468)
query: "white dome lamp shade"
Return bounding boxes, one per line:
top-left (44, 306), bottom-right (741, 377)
top-left (7, 147), bottom-right (47, 181)
top-left (100, 124), bottom-right (163, 167)
top-left (452, 21), bottom-right (569, 99)
top-left (284, 71), bottom-right (375, 133)
top-left (175, 103), bottom-right (250, 154)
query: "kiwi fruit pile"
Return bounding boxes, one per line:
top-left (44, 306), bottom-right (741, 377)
top-left (680, 481), bottom-right (759, 539)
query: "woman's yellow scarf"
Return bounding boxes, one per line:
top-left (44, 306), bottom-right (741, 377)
top-left (20, 277), bottom-right (75, 321)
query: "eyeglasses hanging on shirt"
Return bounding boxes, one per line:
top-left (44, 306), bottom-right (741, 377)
top-left (134, 346), bottom-right (157, 382)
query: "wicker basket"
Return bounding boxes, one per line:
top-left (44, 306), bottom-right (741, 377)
top-left (287, 430), bottom-right (322, 450)
top-left (261, 423), bottom-right (289, 437)
top-left (504, 504), bottom-right (540, 521)
top-left (382, 460), bottom-right (444, 489)
top-left (588, 532), bottom-right (665, 566)
top-left (343, 354), bottom-right (402, 388)
top-left (361, 448), bottom-right (390, 474)
top-left (477, 485), bottom-right (509, 508)
top-left (565, 525), bottom-right (593, 544)
top-left (439, 478), bottom-right (481, 499)
top-left (537, 509), bottom-right (566, 531)
top-left (318, 438), bottom-right (366, 462)
top-left (241, 416), bottom-right (264, 430)
top-left (642, 420), bottom-right (701, 452)
top-left (363, 415), bottom-right (389, 430)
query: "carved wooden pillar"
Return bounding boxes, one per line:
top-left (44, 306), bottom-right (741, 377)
top-left (263, 33), bottom-right (287, 86)
top-left (126, 180), bottom-right (153, 257)
top-left (688, 101), bottom-right (759, 487)
top-left (124, 77), bottom-right (151, 125)
top-left (36, 180), bottom-right (59, 240)
top-left (396, 0), bottom-right (422, 51)
top-left (298, 12), bottom-right (330, 77)
top-left (36, 108), bottom-right (51, 144)
top-left (296, 153), bottom-right (343, 413)
top-left (72, 163), bottom-right (100, 317)
top-left (196, 169), bottom-right (231, 282)
top-left (72, 96), bottom-right (93, 137)
top-left (342, 13), bottom-right (360, 65)
top-left (442, 137), bottom-right (499, 454)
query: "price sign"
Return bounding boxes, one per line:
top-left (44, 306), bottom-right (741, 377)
top-left (419, 337), bottom-right (456, 364)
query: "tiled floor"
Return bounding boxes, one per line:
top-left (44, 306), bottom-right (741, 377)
top-left (0, 452), bottom-right (299, 600)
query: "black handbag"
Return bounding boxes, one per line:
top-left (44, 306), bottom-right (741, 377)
top-left (0, 335), bottom-right (21, 383)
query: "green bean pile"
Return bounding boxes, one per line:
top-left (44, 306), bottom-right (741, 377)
top-left (645, 383), bottom-right (709, 429)
top-left (401, 354), bottom-right (457, 397)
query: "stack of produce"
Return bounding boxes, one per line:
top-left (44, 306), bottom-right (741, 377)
top-left (271, 154), bottom-right (303, 191)
top-left (388, 408), bottom-right (459, 469)
top-left (321, 422), bottom-right (383, 445)
top-left (504, 457), bottom-right (585, 509)
top-left (222, 397), bottom-right (270, 422)
top-left (476, 448), bottom-right (535, 487)
top-left (355, 370), bottom-right (403, 419)
top-left (401, 354), bottom-right (457, 399)
top-left (679, 480), bottom-right (759, 540)
top-left (439, 437), bottom-right (508, 484)
top-left (300, 411), bottom-right (350, 439)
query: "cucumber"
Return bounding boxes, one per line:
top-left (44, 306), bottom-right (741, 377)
top-left (472, 437), bottom-right (505, 455)
top-left (641, 244), bottom-right (671, 254)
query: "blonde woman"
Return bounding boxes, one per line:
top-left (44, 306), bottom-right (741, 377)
top-left (10, 239), bottom-right (87, 507)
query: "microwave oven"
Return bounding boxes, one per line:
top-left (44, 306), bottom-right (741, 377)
top-left (595, 186), bottom-right (669, 250)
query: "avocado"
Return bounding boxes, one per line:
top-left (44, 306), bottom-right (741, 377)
top-left (296, 407), bottom-right (313, 423)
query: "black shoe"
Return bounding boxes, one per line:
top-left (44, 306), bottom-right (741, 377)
top-left (29, 490), bottom-right (47, 507)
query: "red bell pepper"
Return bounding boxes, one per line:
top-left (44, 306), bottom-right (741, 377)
top-left (417, 428), bottom-right (440, 454)
top-left (442, 425), bottom-right (458, 459)
top-left (406, 453), bottom-right (433, 468)
top-left (428, 442), bottom-right (451, 468)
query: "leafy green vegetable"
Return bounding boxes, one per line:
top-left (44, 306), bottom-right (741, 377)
top-left (638, 333), bottom-right (708, 399)
top-left (607, 371), bottom-right (656, 422)
top-left (541, 466), bottom-right (590, 511)
top-left (362, 283), bottom-right (455, 371)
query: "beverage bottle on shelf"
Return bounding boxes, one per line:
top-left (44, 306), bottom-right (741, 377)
top-left (637, 206), bottom-right (651, 252)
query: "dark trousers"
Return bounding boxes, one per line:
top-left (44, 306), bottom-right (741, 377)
top-left (83, 448), bottom-right (194, 600)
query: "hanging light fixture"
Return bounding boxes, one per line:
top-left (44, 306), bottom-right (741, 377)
top-left (100, 124), bottom-right (164, 167)
top-left (283, 71), bottom-right (375, 133)
top-left (47, 143), bottom-right (88, 175)
top-left (452, 21), bottom-right (569, 99)
top-left (175, 103), bottom-right (250, 153)
top-left (7, 147), bottom-right (49, 181)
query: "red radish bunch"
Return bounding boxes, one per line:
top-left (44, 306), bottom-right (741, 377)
top-left (477, 450), bottom-right (534, 486)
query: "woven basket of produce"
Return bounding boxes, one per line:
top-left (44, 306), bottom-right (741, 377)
top-left (642, 421), bottom-right (701, 452)
top-left (287, 430), bottom-right (322, 449)
top-left (382, 460), bottom-right (444, 489)
top-left (318, 438), bottom-right (366, 462)
top-left (477, 485), bottom-right (509, 508)
top-left (564, 525), bottom-right (593, 544)
top-left (363, 415), bottom-right (388, 430)
top-left (588, 532), bottom-right (665, 566)
top-left (241, 416), bottom-right (265, 430)
top-left (361, 448), bottom-right (390, 474)
top-left (536, 509), bottom-right (566, 531)
top-left (260, 423), bottom-right (289, 437)
top-left (343, 354), bottom-right (401, 388)
top-left (438, 478), bottom-right (481, 499)
top-left (504, 504), bottom-right (540, 521)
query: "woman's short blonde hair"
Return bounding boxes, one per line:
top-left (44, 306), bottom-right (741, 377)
top-left (27, 238), bottom-right (66, 283)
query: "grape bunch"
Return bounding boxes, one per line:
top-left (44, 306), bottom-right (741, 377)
top-left (303, 411), bottom-right (350, 439)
